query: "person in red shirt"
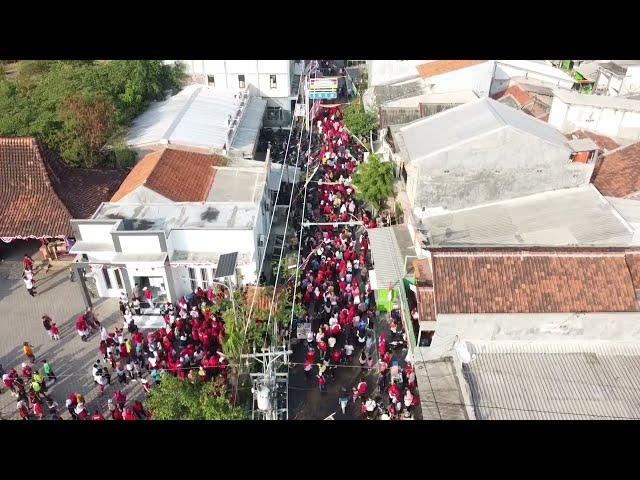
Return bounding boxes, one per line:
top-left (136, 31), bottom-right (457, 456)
top-left (23, 254), bottom-right (34, 271)
top-left (112, 407), bottom-right (123, 420)
top-left (124, 408), bottom-right (137, 421)
top-left (318, 340), bottom-right (328, 360)
top-left (92, 410), bottom-right (105, 420)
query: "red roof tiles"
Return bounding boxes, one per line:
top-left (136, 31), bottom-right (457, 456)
top-left (417, 287), bottom-right (436, 323)
top-left (432, 252), bottom-right (639, 314)
top-left (493, 85), bottom-right (534, 107)
top-left (625, 253), bottom-right (640, 290)
top-left (111, 149), bottom-right (227, 202)
top-left (566, 130), bottom-right (619, 152)
top-left (416, 60), bottom-right (486, 79)
top-left (592, 142), bottom-right (640, 198)
top-left (0, 137), bottom-right (126, 239)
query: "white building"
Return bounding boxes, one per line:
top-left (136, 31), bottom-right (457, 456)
top-left (392, 97), bottom-right (596, 216)
top-left (593, 61), bottom-right (640, 96)
top-left (69, 148), bottom-right (275, 310)
top-left (548, 89), bottom-right (640, 141)
top-left (490, 60), bottom-right (575, 95)
top-left (166, 60), bottom-right (301, 127)
top-left (126, 84), bottom-right (267, 160)
top-left (412, 249), bottom-right (640, 356)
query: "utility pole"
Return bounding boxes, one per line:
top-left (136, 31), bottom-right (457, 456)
top-left (242, 345), bottom-right (292, 420)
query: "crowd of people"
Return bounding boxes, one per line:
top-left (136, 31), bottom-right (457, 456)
top-left (292, 89), bottom-right (420, 420)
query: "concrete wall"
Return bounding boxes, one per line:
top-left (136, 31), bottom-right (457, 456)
top-left (548, 97), bottom-right (640, 140)
top-left (76, 223), bottom-right (116, 244)
top-left (169, 229), bottom-right (255, 255)
top-left (367, 60), bottom-right (422, 87)
top-left (429, 312), bottom-right (640, 349)
top-left (492, 61), bottom-right (574, 95)
top-left (409, 127), bottom-right (593, 211)
top-left (172, 60), bottom-right (292, 100)
top-left (117, 234), bottom-right (163, 253)
top-left (621, 65), bottom-right (640, 96)
top-left (426, 62), bottom-right (494, 98)
top-left (115, 186), bottom-right (173, 205)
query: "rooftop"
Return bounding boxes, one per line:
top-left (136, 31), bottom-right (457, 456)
top-left (592, 142), bottom-right (640, 198)
top-left (93, 202), bottom-right (258, 232)
top-left (463, 341), bottom-right (640, 420)
top-left (497, 60), bottom-right (575, 84)
top-left (127, 85), bottom-right (266, 154)
top-left (0, 137), bottom-right (126, 239)
top-left (396, 97), bottom-right (570, 164)
top-left (416, 60), bottom-right (486, 79)
top-left (111, 149), bottom-right (227, 203)
top-left (420, 185), bottom-right (635, 247)
top-left (432, 250), bottom-right (640, 314)
top-left (566, 130), bottom-right (619, 152)
top-left (553, 89), bottom-right (640, 112)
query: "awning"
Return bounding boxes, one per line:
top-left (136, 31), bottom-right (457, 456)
top-left (367, 226), bottom-right (405, 288)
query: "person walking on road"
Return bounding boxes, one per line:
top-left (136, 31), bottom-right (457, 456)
top-left (42, 360), bottom-right (57, 383)
top-left (42, 315), bottom-right (54, 339)
top-left (23, 342), bottom-right (36, 363)
top-left (50, 323), bottom-right (60, 341)
top-left (23, 273), bottom-right (36, 297)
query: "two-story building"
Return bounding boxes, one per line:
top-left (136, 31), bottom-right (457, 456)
top-left (166, 60), bottom-right (301, 128)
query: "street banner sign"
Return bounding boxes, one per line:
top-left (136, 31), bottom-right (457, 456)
top-left (294, 103), bottom-right (306, 117)
top-left (310, 77), bottom-right (338, 92)
top-left (309, 91), bottom-right (337, 100)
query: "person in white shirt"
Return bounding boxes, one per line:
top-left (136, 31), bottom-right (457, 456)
top-left (23, 275), bottom-right (36, 297)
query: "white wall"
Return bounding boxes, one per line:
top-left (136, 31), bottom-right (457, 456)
top-left (78, 223), bottom-right (116, 244)
top-left (170, 229), bottom-right (255, 255)
top-left (410, 127), bottom-right (592, 211)
top-left (492, 61), bottom-right (574, 95)
top-left (173, 60), bottom-right (293, 99)
top-left (548, 97), bottom-right (640, 140)
top-left (118, 235), bottom-right (162, 253)
top-left (368, 60), bottom-right (423, 87)
top-left (426, 62), bottom-right (494, 98)
top-left (621, 65), bottom-right (640, 96)
top-left (430, 312), bottom-right (640, 350)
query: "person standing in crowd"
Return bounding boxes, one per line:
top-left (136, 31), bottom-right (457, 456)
top-left (23, 272), bottom-right (36, 297)
top-left (23, 342), bottom-right (35, 363)
top-left (42, 360), bottom-right (57, 383)
top-left (42, 315), bottom-right (53, 339)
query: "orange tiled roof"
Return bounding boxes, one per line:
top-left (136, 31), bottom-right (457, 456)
top-left (432, 251), bottom-right (639, 314)
top-left (592, 142), bottom-right (640, 198)
top-left (493, 85), bottom-right (534, 107)
top-left (566, 129), bottom-right (619, 152)
top-left (111, 149), bottom-right (226, 202)
top-left (417, 60), bottom-right (486, 79)
top-left (417, 287), bottom-right (436, 323)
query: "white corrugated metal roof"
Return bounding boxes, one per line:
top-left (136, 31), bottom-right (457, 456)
top-left (397, 97), bottom-right (569, 164)
top-left (554, 88), bottom-right (640, 112)
top-left (127, 85), bottom-right (264, 152)
top-left (231, 97), bottom-right (267, 155)
top-left (367, 226), bottom-right (405, 288)
top-left (497, 60), bottom-right (576, 84)
top-left (420, 185), bottom-right (637, 247)
top-left (464, 342), bottom-right (640, 420)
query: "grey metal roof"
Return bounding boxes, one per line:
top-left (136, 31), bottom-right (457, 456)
top-left (553, 89), bottom-right (640, 112)
top-left (367, 226), bottom-right (406, 288)
top-left (231, 97), bottom-right (267, 156)
top-left (599, 61), bottom-right (628, 76)
top-left (420, 185), bottom-right (636, 247)
top-left (606, 197), bottom-right (640, 229)
top-left (127, 85), bottom-right (264, 153)
top-left (463, 342), bottom-right (640, 420)
top-left (397, 97), bottom-right (570, 165)
top-left (215, 252), bottom-right (238, 278)
top-left (373, 79), bottom-right (424, 106)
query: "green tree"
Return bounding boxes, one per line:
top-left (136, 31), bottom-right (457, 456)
top-left (352, 154), bottom-right (394, 213)
top-left (343, 97), bottom-right (378, 139)
top-left (146, 374), bottom-right (248, 420)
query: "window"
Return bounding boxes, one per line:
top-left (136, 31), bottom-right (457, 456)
top-left (102, 267), bottom-right (112, 290)
top-left (267, 106), bottom-right (283, 122)
top-left (270, 74), bottom-right (277, 89)
top-left (200, 268), bottom-right (209, 288)
top-left (238, 74), bottom-right (246, 89)
top-left (207, 75), bottom-right (215, 86)
top-left (114, 269), bottom-right (124, 290)
top-left (188, 267), bottom-right (198, 292)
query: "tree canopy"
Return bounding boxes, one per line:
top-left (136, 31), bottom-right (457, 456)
top-left (0, 60), bottom-right (185, 167)
top-left (352, 154), bottom-right (394, 213)
top-left (343, 97), bottom-right (379, 140)
top-left (145, 373), bottom-right (248, 420)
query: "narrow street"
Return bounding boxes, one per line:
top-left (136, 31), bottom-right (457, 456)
top-left (286, 60), bottom-right (419, 420)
